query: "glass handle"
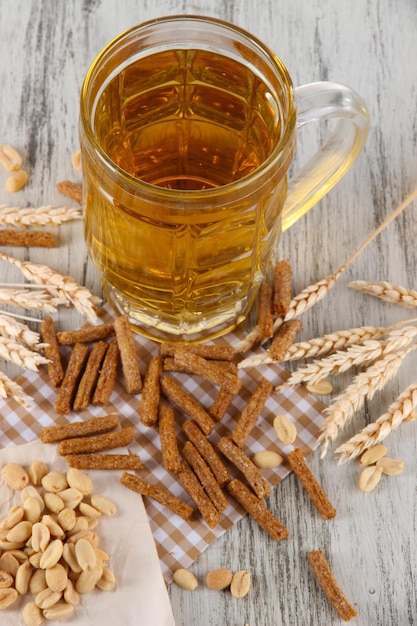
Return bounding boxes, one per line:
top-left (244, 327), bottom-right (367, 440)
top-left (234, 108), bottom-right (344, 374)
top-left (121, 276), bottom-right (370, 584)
top-left (282, 81), bottom-right (370, 231)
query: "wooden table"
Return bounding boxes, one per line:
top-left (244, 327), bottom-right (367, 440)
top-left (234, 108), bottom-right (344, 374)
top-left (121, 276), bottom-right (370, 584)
top-left (0, 1), bottom-right (416, 624)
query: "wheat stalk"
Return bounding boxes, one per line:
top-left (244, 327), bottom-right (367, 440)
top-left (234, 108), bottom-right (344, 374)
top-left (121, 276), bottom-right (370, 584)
top-left (0, 313), bottom-right (42, 349)
top-left (0, 336), bottom-right (49, 371)
top-left (0, 371), bottom-right (32, 407)
top-left (235, 187), bottom-right (417, 354)
top-left (0, 288), bottom-right (65, 312)
top-left (0, 253), bottom-right (101, 321)
top-left (318, 343), bottom-right (417, 457)
top-left (350, 280), bottom-right (417, 308)
top-left (335, 382), bottom-right (417, 462)
top-left (279, 325), bottom-right (417, 387)
top-left (0, 205), bottom-right (82, 227)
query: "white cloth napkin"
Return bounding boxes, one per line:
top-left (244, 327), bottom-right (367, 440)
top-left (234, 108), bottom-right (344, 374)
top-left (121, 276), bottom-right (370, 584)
top-left (0, 439), bottom-right (175, 626)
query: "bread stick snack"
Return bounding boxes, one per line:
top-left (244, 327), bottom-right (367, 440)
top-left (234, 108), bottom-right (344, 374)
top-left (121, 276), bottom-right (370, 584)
top-left (287, 448), bottom-right (336, 520)
top-left (92, 337), bottom-right (119, 406)
top-left (217, 437), bottom-right (271, 500)
top-left (40, 316), bottom-right (64, 387)
top-left (161, 375), bottom-right (215, 436)
top-left (120, 472), bottom-right (194, 522)
top-left (209, 387), bottom-right (234, 422)
top-left (227, 478), bottom-right (289, 541)
top-left (231, 377), bottom-right (273, 448)
top-left (73, 340), bottom-right (108, 411)
top-left (56, 180), bottom-right (83, 204)
top-left (113, 315), bottom-right (142, 394)
top-left (66, 453), bottom-right (144, 471)
top-left (273, 259), bottom-right (292, 317)
top-left (182, 441), bottom-right (228, 513)
top-left (55, 342), bottom-right (89, 414)
top-left (159, 404), bottom-right (181, 473)
top-left (257, 282), bottom-right (274, 338)
top-left (140, 356), bottom-right (162, 426)
top-left (58, 426), bottom-right (135, 455)
top-left (0, 230), bottom-right (55, 247)
top-left (173, 348), bottom-right (241, 394)
top-left (57, 323), bottom-right (115, 345)
top-left (308, 550), bottom-right (357, 621)
top-left (177, 460), bottom-right (221, 528)
top-left (269, 319), bottom-right (303, 361)
top-left (40, 414), bottom-right (120, 443)
top-left (182, 420), bottom-right (230, 487)
top-left (159, 342), bottom-right (235, 361)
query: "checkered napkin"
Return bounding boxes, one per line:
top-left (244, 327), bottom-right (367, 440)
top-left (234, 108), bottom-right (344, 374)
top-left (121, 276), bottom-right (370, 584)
top-left (0, 307), bottom-right (325, 584)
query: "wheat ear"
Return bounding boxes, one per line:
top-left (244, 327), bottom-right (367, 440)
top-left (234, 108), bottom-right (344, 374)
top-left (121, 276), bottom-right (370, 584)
top-left (0, 288), bottom-right (65, 312)
top-left (0, 337), bottom-right (49, 371)
top-left (318, 343), bottom-right (417, 457)
top-left (0, 205), bottom-right (82, 227)
top-left (350, 280), bottom-right (417, 308)
top-left (235, 187), bottom-right (417, 354)
top-left (280, 325), bottom-right (417, 387)
top-left (0, 371), bottom-right (32, 407)
top-left (335, 382), bottom-right (417, 462)
top-left (0, 253), bottom-right (101, 321)
top-left (0, 313), bottom-right (42, 349)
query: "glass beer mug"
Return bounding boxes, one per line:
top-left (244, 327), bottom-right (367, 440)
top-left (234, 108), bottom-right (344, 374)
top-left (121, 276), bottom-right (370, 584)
top-left (79, 15), bottom-right (369, 342)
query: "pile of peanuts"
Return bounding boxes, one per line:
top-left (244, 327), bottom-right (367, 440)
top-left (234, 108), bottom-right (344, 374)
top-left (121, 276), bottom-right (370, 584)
top-left (0, 460), bottom-right (116, 625)
top-left (0, 144), bottom-right (28, 192)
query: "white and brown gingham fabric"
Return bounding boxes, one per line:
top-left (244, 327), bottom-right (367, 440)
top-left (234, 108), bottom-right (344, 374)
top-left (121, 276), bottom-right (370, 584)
top-left (0, 307), bottom-right (325, 584)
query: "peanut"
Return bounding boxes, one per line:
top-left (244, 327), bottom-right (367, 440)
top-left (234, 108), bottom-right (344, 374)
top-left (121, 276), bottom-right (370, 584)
top-left (21, 486), bottom-right (45, 512)
top-left (0, 587), bottom-right (19, 609)
top-left (45, 563), bottom-right (68, 593)
top-left (15, 559), bottom-right (33, 595)
top-left (376, 457), bottom-right (405, 476)
top-left (90, 493), bottom-right (117, 516)
top-left (230, 570), bottom-right (251, 598)
top-left (0, 144), bottom-right (22, 171)
top-left (0, 570), bottom-right (13, 589)
top-left (63, 579), bottom-right (80, 606)
top-left (6, 169), bottom-right (28, 192)
top-left (41, 471), bottom-right (68, 493)
top-left (359, 465), bottom-right (383, 492)
top-left (66, 468), bottom-right (93, 495)
top-left (39, 539), bottom-right (64, 569)
top-left (43, 601), bottom-right (74, 621)
top-left (43, 492), bottom-right (65, 514)
top-left (41, 514), bottom-right (65, 539)
top-left (28, 460), bottom-right (49, 486)
top-left (173, 568), bottom-right (198, 591)
top-left (29, 569), bottom-right (48, 595)
top-left (75, 537), bottom-right (97, 571)
top-left (24, 496), bottom-right (43, 523)
top-left (252, 450), bottom-right (283, 469)
top-left (359, 444), bottom-right (388, 466)
top-left (31, 522), bottom-right (51, 552)
top-left (305, 379), bottom-right (333, 395)
top-left (34, 587), bottom-right (62, 610)
top-left (71, 149), bottom-right (82, 171)
top-left (56, 488), bottom-right (83, 510)
top-left (75, 566), bottom-right (103, 594)
top-left (273, 414), bottom-right (297, 445)
top-left (206, 567), bottom-right (233, 590)
top-left (2, 462), bottom-right (30, 490)
top-left (0, 551), bottom-right (22, 576)
top-left (96, 567), bottom-right (116, 591)
top-left (57, 508), bottom-right (76, 531)
top-left (1, 504), bottom-right (24, 530)
top-left (22, 601), bottom-right (43, 626)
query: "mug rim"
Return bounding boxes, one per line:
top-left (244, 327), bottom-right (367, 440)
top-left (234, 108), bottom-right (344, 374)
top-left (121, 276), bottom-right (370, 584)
top-left (80, 14), bottom-right (297, 201)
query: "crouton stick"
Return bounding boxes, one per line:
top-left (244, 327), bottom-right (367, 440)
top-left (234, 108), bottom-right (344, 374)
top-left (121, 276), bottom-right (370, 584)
top-left (227, 478), bottom-right (289, 542)
top-left (120, 472), bottom-right (194, 522)
top-left (177, 460), bottom-right (221, 529)
top-left (160, 375), bottom-right (215, 435)
top-left (217, 437), bottom-right (271, 500)
top-left (231, 377), bottom-right (273, 448)
top-left (40, 316), bottom-right (64, 387)
top-left (159, 342), bottom-right (235, 361)
top-left (40, 414), bottom-right (120, 443)
top-left (92, 338), bottom-right (119, 406)
top-left (287, 448), bottom-right (336, 520)
top-left (159, 404), bottom-right (181, 473)
top-left (73, 340), bottom-right (108, 411)
top-left (0, 230), bottom-right (55, 247)
top-left (257, 282), bottom-right (274, 338)
top-left (273, 260), bottom-right (292, 317)
top-left (182, 420), bottom-right (230, 487)
top-left (209, 387), bottom-right (234, 422)
top-left (66, 453), bottom-right (144, 470)
top-left (58, 426), bottom-right (135, 455)
top-left (269, 319), bottom-right (303, 361)
top-left (308, 550), bottom-right (357, 621)
top-left (174, 348), bottom-right (241, 394)
top-left (140, 356), bottom-right (162, 426)
top-left (57, 323), bottom-right (115, 345)
top-left (183, 441), bottom-right (228, 513)
top-left (114, 315), bottom-right (142, 394)
top-left (55, 342), bottom-right (89, 414)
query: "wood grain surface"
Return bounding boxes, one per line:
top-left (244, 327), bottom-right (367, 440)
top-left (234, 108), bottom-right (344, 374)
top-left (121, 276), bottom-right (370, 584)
top-left (0, 1), bottom-right (416, 624)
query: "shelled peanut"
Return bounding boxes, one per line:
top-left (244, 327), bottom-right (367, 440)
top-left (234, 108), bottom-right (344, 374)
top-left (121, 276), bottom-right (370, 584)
top-left (0, 460), bottom-right (116, 623)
